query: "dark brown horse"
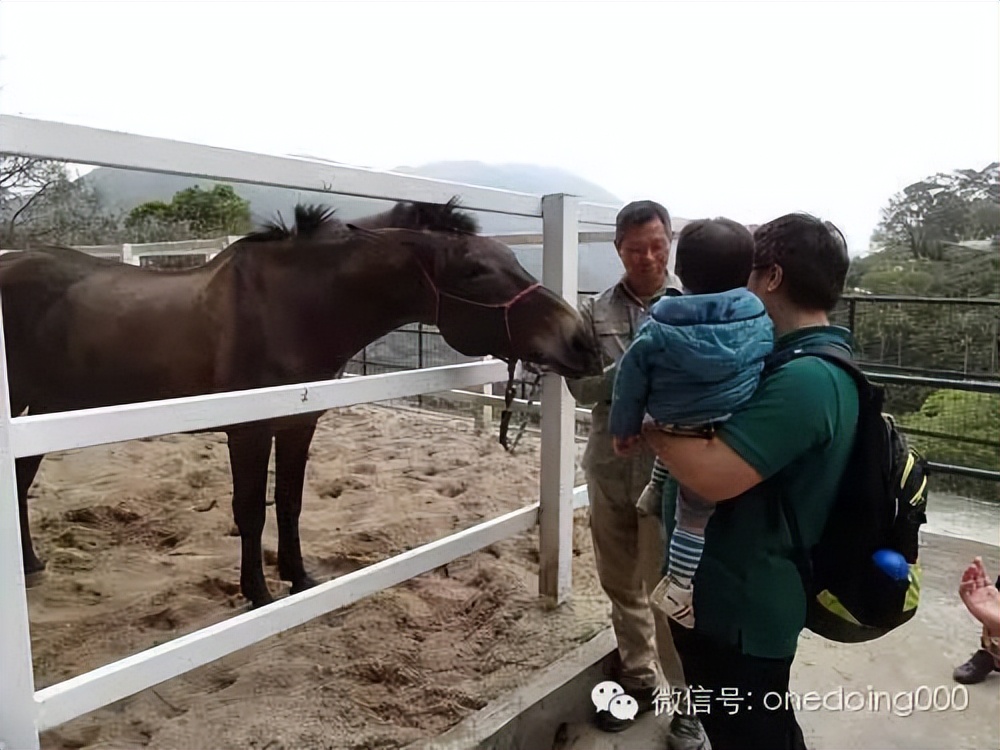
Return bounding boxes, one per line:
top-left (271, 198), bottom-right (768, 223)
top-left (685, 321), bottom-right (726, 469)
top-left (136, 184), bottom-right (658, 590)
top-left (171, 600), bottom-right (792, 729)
top-left (0, 199), bottom-right (599, 608)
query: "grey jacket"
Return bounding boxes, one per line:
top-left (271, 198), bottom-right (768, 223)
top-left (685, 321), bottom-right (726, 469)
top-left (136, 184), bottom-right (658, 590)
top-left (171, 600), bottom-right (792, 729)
top-left (566, 273), bottom-right (682, 488)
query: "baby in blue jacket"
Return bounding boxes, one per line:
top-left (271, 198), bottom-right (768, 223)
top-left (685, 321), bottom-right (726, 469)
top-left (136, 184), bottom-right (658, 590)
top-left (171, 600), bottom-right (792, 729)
top-left (610, 217), bottom-right (773, 628)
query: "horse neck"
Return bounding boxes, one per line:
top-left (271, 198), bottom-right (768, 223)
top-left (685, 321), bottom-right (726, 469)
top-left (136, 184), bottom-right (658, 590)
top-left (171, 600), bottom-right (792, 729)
top-left (239, 242), bottom-right (437, 375)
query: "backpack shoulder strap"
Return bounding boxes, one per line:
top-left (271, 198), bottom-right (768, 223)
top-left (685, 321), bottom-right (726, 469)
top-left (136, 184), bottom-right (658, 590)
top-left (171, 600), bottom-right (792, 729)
top-left (765, 342), bottom-right (867, 387)
top-left (766, 342), bottom-right (867, 595)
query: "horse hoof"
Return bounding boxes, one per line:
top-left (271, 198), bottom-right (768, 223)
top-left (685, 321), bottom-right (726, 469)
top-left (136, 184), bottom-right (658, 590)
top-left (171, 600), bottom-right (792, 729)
top-left (24, 568), bottom-right (47, 588)
top-left (290, 575), bottom-right (320, 595)
top-left (246, 594), bottom-right (275, 610)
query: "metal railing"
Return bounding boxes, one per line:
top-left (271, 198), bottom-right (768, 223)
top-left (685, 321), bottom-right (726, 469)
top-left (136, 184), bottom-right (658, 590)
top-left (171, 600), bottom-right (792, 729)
top-left (346, 294), bottom-right (1000, 486)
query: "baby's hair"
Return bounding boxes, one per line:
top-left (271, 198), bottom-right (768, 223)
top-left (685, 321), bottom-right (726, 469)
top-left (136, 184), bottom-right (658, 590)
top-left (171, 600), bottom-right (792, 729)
top-left (674, 218), bottom-right (755, 294)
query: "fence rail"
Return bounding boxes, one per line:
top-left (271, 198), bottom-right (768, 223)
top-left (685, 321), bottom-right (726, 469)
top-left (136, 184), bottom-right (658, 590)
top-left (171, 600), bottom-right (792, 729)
top-left (0, 114), bottom-right (595, 750)
top-left (0, 115), bottom-right (620, 226)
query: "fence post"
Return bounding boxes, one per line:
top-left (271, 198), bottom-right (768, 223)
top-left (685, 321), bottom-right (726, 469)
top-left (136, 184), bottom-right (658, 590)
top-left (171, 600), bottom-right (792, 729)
top-left (475, 356), bottom-right (495, 430)
top-left (539, 194), bottom-right (579, 606)
top-left (416, 325), bottom-right (425, 408)
top-left (121, 243), bottom-right (139, 266)
top-left (0, 300), bottom-right (42, 749)
top-left (994, 312), bottom-right (999, 374)
top-left (417, 324), bottom-right (424, 369)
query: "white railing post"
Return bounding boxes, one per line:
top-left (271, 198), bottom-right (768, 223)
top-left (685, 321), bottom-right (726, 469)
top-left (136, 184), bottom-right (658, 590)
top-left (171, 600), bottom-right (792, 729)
top-left (475, 356), bottom-right (494, 430)
top-left (0, 302), bottom-right (42, 750)
top-left (538, 194), bottom-right (579, 606)
top-left (121, 243), bottom-right (139, 266)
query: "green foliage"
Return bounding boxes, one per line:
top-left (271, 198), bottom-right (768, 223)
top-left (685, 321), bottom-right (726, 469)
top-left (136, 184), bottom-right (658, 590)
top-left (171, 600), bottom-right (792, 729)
top-left (873, 162), bottom-right (999, 261)
top-left (858, 269), bottom-right (935, 295)
top-left (125, 200), bottom-right (173, 225)
top-left (899, 390), bottom-right (999, 472)
top-left (126, 184), bottom-right (252, 240)
top-left (848, 243), bottom-right (998, 299)
top-left (898, 390), bottom-right (1000, 501)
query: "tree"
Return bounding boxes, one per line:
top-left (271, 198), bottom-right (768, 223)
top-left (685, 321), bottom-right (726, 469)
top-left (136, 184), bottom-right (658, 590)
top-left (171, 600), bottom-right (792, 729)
top-left (0, 157), bottom-right (120, 246)
top-left (873, 162), bottom-right (1000, 260)
top-left (126, 184), bottom-right (252, 239)
top-left (858, 269), bottom-right (935, 296)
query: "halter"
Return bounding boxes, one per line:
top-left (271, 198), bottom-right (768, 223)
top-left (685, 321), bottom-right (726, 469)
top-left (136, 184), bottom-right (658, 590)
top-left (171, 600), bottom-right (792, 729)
top-left (413, 257), bottom-right (542, 450)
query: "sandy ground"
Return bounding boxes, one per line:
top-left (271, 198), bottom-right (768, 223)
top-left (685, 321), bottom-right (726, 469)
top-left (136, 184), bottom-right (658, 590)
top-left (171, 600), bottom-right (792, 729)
top-left (27, 403), bottom-right (607, 750)
top-left (22, 401), bottom-right (1000, 750)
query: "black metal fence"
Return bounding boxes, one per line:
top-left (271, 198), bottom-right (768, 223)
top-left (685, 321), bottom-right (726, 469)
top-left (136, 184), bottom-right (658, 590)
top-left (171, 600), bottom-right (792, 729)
top-left (345, 295), bottom-right (1000, 497)
top-left (139, 254), bottom-right (209, 270)
top-left (831, 295), bottom-right (999, 498)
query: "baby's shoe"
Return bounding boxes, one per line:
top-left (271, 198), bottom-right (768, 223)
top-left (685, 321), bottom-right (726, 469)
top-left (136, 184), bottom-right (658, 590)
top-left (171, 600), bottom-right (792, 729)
top-left (651, 575), bottom-right (695, 629)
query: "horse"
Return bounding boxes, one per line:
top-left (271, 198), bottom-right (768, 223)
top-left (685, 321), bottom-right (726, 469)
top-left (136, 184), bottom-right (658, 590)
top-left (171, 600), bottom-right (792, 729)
top-left (0, 198), bottom-right (601, 609)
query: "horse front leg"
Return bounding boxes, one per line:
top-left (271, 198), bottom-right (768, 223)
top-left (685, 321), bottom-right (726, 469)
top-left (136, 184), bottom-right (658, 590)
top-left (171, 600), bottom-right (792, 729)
top-left (274, 420), bottom-right (319, 595)
top-left (227, 425), bottom-right (274, 608)
top-left (17, 455), bottom-right (45, 586)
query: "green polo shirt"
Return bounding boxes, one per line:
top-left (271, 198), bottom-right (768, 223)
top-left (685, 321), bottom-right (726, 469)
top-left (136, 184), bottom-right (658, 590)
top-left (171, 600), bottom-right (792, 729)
top-left (662, 325), bottom-right (859, 658)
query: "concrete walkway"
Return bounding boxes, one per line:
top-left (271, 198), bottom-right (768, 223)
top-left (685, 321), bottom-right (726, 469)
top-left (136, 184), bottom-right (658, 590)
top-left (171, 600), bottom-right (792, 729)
top-left (415, 531), bottom-right (1000, 750)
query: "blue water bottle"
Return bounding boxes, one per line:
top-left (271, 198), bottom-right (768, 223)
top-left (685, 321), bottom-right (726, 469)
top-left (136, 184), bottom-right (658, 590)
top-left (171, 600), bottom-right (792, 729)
top-left (872, 548), bottom-right (910, 584)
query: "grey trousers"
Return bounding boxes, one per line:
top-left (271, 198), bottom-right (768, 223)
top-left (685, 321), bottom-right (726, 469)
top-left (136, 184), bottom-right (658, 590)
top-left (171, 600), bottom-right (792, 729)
top-left (587, 469), bottom-right (687, 692)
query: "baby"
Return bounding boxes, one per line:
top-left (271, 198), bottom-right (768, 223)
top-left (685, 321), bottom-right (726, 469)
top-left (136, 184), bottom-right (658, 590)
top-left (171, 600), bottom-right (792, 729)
top-left (609, 217), bottom-right (774, 627)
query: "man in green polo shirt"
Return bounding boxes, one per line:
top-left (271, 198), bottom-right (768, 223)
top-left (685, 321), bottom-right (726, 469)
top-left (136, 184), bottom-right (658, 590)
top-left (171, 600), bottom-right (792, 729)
top-left (639, 213), bottom-right (857, 749)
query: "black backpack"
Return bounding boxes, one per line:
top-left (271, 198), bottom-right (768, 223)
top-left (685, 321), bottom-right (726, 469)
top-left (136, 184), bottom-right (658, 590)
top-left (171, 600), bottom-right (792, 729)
top-left (765, 344), bottom-right (929, 643)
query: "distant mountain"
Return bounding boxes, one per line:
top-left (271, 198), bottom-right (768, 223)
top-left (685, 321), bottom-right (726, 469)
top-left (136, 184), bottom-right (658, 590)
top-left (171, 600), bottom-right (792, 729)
top-left (81, 159), bottom-right (634, 291)
top-left (81, 160), bottom-right (622, 236)
top-left (391, 161), bottom-right (621, 204)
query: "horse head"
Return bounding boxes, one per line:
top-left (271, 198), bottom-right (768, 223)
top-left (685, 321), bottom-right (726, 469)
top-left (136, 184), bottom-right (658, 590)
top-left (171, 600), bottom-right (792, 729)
top-left (403, 230), bottom-right (601, 379)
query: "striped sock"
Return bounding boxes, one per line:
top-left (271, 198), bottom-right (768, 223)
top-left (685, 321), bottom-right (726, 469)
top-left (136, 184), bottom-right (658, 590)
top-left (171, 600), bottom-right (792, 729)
top-left (667, 528), bottom-right (704, 587)
top-left (650, 457), bottom-right (669, 486)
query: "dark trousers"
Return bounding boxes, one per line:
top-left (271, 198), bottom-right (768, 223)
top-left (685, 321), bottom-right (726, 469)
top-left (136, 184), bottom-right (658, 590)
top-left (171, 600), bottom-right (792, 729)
top-left (669, 621), bottom-right (808, 750)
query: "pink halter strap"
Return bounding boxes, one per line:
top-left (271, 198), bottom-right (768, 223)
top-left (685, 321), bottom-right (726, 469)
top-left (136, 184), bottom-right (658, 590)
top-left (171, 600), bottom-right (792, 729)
top-left (414, 260), bottom-right (542, 345)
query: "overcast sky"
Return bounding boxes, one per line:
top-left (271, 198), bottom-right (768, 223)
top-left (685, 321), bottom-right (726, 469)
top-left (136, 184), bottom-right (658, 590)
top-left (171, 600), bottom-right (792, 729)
top-left (1, 0), bottom-right (997, 254)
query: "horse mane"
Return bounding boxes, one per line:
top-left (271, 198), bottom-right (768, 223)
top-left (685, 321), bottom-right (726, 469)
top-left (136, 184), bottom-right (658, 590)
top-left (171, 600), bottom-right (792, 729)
top-left (243, 204), bottom-right (340, 243)
top-left (241, 196), bottom-right (479, 245)
top-left (385, 196), bottom-right (480, 234)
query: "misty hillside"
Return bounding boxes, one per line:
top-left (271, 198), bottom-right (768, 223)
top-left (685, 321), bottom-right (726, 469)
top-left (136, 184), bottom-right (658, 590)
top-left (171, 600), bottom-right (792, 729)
top-left (82, 160), bottom-right (622, 236)
top-left (82, 160), bottom-right (634, 291)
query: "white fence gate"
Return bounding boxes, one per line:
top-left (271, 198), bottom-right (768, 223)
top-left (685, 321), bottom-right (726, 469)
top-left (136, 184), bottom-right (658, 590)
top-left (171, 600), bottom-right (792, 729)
top-left (0, 115), bottom-right (620, 749)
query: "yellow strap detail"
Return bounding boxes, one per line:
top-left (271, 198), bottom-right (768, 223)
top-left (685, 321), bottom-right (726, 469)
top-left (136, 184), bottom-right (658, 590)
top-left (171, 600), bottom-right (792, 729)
top-left (901, 452), bottom-right (915, 489)
top-left (909, 475), bottom-right (928, 506)
top-left (904, 563), bottom-right (922, 611)
top-left (816, 590), bottom-right (862, 625)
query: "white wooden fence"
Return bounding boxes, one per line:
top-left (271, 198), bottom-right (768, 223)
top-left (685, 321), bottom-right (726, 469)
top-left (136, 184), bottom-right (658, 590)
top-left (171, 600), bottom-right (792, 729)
top-left (56, 231), bottom-right (620, 265)
top-left (0, 114), bottom-right (619, 749)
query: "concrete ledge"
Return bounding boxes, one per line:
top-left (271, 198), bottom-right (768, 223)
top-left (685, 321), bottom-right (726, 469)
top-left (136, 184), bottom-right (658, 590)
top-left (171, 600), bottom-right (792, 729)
top-left (405, 628), bottom-right (617, 750)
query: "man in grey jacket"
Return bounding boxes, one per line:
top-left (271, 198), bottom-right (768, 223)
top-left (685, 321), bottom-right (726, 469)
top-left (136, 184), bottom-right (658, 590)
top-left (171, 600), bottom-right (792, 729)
top-left (567, 200), bottom-right (707, 748)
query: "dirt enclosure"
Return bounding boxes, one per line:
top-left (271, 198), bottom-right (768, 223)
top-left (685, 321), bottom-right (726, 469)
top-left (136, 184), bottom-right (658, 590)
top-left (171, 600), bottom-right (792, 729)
top-left (26, 403), bottom-right (608, 750)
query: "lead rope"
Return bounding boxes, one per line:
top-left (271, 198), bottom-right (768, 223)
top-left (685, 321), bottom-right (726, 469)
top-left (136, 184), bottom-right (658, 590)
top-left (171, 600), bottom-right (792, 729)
top-left (498, 358), bottom-right (519, 451)
top-left (505, 368), bottom-right (543, 454)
